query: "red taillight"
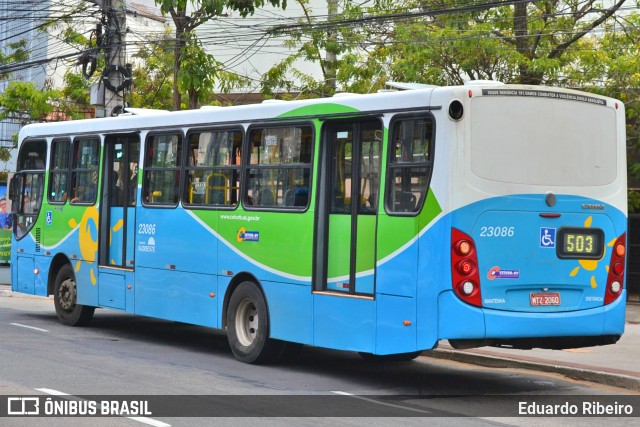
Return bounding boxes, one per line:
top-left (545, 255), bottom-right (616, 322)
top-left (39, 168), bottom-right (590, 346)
top-left (457, 260), bottom-right (475, 276)
top-left (451, 228), bottom-right (482, 307)
top-left (605, 233), bottom-right (626, 305)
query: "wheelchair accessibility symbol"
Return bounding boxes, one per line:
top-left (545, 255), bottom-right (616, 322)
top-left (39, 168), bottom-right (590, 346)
top-left (540, 227), bottom-right (556, 248)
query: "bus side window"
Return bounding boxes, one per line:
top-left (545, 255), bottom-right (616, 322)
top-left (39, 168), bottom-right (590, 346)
top-left (184, 129), bottom-right (242, 208)
top-left (70, 137), bottom-right (100, 205)
top-left (49, 138), bottom-right (71, 203)
top-left (245, 125), bottom-right (313, 210)
top-left (386, 116), bottom-right (434, 215)
top-left (144, 133), bottom-right (182, 206)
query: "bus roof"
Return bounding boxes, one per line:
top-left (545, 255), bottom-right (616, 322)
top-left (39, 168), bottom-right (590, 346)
top-left (17, 84), bottom-right (617, 141)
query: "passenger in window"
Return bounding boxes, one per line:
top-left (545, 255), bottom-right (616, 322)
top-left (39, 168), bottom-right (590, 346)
top-left (71, 172), bottom-right (97, 203)
top-left (129, 162), bottom-right (138, 205)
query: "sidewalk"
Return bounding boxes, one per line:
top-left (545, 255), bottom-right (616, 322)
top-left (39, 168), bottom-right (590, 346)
top-left (424, 304), bottom-right (640, 392)
top-left (1, 283), bottom-right (639, 391)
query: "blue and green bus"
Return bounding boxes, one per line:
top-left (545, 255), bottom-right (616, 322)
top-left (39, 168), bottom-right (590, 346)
top-left (10, 83), bottom-right (628, 363)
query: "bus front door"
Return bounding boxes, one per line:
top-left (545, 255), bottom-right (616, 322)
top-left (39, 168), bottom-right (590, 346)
top-left (316, 120), bottom-right (382, 296)
top-left (97, 134), bottom-right (140, 310)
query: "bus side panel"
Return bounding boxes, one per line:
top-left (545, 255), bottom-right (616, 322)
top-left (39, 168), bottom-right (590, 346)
top-left (437, 291), bottom-right (486, 339)
top-left (375, 217), bottom-right (419, 298)
top-left (34, 256), bottom-right (49, 296)
top-left (134, 267), bottom-right (218, 327)
top-left (417, 218), bottom-right (450, 350)
top-left (136, 208), bottom-right (218, 275)
top-left (262, 281), bottom-right (312, 344)
top-left (375, 294), bottom-right (416, 354)
top-left (313, 295), bottom-right (374, 352)
top-left (98, 272), bottom-right (126, 310)
top-left (75, 262), bottom-right (99, 307)
top-left (15, 255), bottom-right (35, 294)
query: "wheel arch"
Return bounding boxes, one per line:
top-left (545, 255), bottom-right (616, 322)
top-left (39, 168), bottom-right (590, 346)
top-left (48, 254), bottom-right (73, 296)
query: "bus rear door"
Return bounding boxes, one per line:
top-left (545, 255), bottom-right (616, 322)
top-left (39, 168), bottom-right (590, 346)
top-left (313, 119), bottom-right (382, 350)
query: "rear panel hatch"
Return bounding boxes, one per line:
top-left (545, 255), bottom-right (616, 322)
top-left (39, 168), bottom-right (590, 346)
top-left (473, 209), bottom-right (616, 312)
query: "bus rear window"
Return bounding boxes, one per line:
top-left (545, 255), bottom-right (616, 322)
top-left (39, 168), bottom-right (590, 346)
top-left (470, 97), bottom-right (617, 186)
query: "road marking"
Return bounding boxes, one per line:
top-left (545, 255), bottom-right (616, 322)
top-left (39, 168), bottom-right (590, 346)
top-left (10, 323), bottom-right (48, 332)
top-left (330, 390), bottom-right (431, 414)
top-left (35, 388), bottom-right (171, 427)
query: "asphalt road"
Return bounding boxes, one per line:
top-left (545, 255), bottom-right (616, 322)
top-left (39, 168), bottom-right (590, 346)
top-left (0, 294), bottom-right (637, 427)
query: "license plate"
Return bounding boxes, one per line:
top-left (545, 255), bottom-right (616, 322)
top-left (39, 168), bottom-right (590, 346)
top-left (530, 292), bottom-right (561, 306)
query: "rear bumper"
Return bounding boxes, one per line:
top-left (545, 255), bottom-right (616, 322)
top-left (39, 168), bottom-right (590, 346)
top-left (437, 289), bottom-right (626, 342)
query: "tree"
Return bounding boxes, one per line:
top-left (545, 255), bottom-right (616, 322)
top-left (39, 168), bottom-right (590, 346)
top-left (130, 29), bottom-right (250, 110)
top-left (0, 40), bottom-right (33, 162)
top-left (262, 0), bottom-right (631, 93)
top-left (154, 0), bottom-right (286, 110)
top-left (131, 31), bottom-right (176, 110)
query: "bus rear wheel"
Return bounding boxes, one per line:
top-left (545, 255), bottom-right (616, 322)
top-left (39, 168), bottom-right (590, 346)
top-left (227, 281), bottom-right (285, 364)
top-left (53, 264), bottom-right (95, 326)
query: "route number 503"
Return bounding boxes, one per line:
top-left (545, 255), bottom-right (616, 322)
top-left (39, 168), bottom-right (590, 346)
top-left (479, 226), bottom-right (515, 237)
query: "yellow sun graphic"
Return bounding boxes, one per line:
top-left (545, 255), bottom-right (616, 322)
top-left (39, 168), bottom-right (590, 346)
top-left (568, 216), bottom-right (616, 288)
top-left (68, 206), bottom-right (99, 285)
top-left (68, 207), bottom-right (126, 283)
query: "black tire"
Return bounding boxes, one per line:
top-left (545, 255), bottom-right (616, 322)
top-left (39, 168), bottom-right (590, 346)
top-left (227, 281), bottom-right (285, 364)
top-left (359, 351), bottom-right (422, 362)
top-left (53, 264), bottom-right (95, 326)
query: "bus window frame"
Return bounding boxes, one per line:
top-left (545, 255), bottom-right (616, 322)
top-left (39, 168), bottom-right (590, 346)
top-left (242, 121), bottom-right (315, 213)
top-left (141, 130), bottom-right (184, 209)
top-left (69, 135), bottom-right (101, 206)
top-left (12, 138), bottom-right (47, 240)
top-left (384, 112), bottom-right (436, 217)
top-left (48, 138), bottom-right (72, 205)
top-left (182, 125), bottom-right (244, 211)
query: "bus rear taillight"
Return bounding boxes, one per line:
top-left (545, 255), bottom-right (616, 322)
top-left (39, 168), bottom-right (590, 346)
top-left (605, 233), bottom-right (626, 305)
top-left (451, 228), bottom-right (482, 307)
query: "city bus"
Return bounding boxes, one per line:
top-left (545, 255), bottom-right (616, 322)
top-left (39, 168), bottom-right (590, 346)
top-left (9, 82), bottom-right (628, 363)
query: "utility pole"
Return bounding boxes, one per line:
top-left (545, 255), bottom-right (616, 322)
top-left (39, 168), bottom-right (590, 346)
top-left (102, 0), bottom-right (129, 117)
top-left (86, 0), bottom-right (130, 117)
top-left (325, 0), bottom-right (338, 94)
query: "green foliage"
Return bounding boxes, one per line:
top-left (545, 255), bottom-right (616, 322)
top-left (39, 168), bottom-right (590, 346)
top-left (131, 30), bottom-right (176, 110)
top-left (179, 34), bottom-right (221, 108)
top-left (129, 29), bottom-right (250, 109)
top-left (154, 0), bottom-right (287, 109)
top-left (0, 40), bottom-right (29, 81)
top-left (0, 82), bottom-right (60, 122)
top-left (155, 0), bottom-right (285, 21)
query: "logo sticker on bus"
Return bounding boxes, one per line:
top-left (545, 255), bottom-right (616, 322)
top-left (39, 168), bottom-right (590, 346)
top-left (487, 266), bottom-right (520, 280)
top-left (540, 227), bottom-right (556, 248)
top-left (138, 237), bottom-right (156, 253)
top-left (237, 227), bottom-right (259, 242)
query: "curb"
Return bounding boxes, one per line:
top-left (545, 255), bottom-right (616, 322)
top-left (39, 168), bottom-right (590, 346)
top-left (423, 348), bottom-right (640, 392)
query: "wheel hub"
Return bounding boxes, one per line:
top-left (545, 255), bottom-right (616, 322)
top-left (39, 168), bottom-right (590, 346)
top-left (235, 298), bottom-right (258, 347)
top-left (58, 279), bottom-right (76, 312)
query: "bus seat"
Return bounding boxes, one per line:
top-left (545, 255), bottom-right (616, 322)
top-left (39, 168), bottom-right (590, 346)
top-left (294, 186), bottom-right (308, 206)
top-left (396, 191), bottom-right (417, 212)
top-left (284, 189), bottom-right (295, 206)
top-left (151, 190), bottom-right (162, 203)
top-left (257, 189), bottom-right (275, 206)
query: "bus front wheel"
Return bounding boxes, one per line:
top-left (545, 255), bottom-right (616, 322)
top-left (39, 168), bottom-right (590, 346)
top-left (53, 264), bottom-right (95, 326)
top-left (227, 281), bottom-right (285, 364)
